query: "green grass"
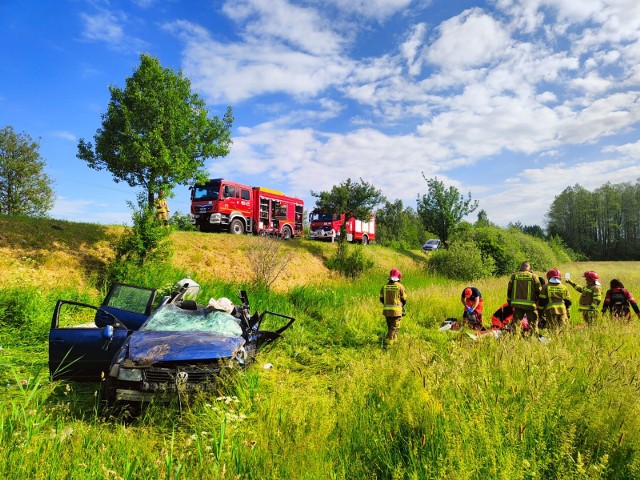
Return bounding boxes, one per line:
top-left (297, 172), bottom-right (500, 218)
top-left (2, 220), bottom-right (640, 478)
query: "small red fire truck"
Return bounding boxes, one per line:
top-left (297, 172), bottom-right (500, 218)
top-left (308, 209), bottom-right (376, 244)
top-left (190, 179), bottom-right (304, 239)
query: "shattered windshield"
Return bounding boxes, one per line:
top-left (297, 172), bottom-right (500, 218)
top-left (140, 304), bottom-right (243, 337)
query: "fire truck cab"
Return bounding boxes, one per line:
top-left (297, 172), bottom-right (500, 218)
top-left (308, 210), bottom-right (376, 245)
top-left (190, 179), bottom-right (304, 239)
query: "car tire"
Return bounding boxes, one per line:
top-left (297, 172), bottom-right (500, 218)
top-left (361, 235), bottom-right (369, 245)
top-left (100, 376), bottom-right (117, 406)
top-left (229, 218), bottom-right (244, 235)
top-left (282, 225), bottom-right (292, 240)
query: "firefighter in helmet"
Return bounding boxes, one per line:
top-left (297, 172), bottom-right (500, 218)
top-left (506, 261), bottom-right (542, 332)
top-left (565, 270), bottom-right (602, 325)
top-left (538, 268), bottom-right (571, 329)
top-left (380, 268), bottom-right (408, 346)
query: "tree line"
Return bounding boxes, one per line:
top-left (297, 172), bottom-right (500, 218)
top-left (547, 182), bottom-right (640, 260)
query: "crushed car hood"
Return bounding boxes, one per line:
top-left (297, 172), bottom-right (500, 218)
top-left (126, 331), bottom-right (245, 365)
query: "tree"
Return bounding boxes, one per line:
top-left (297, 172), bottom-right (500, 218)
top-left (311, 178), bottom-right (384, 278)
top-left (0, 126), bottom-right (54, 216)
top-left (375, 199), bottom-right (426, 248)
top-left (416, 175), bottom-right (478, 247)
top-left (77, 53), bottom-right (233, 207)
top-left (311, 178), bottom-right (385, 242)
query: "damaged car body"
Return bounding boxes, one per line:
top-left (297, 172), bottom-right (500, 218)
top-left (49, 280), bottom-right (295, 405)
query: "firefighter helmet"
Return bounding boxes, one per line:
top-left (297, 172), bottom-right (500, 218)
top-left (546, 268), bottom-right (561, 280)
top-left (390, 268), bottom-right (402, 280)
top-left (583, 271), bottom-right (599, 282)
top-left (463, 287), bottom-right (473, 298)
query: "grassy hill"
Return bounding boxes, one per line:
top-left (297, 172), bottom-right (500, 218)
top-left (0, 215), bottom-right (425, 293)
top-left (2, 216), bottom-right (640, 479)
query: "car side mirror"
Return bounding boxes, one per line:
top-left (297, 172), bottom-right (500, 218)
top-left (102, 325), bottom-right (114, 351)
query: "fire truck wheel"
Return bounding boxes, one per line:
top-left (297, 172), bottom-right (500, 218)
top-left (229, 218), bottom-right (245, 235)
top-left (282, 225), bottom-right (292, 240)
top-left (361, 235), bottom-right (369, 245)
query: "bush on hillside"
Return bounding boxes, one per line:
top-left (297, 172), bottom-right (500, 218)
top-left (327, 242), bottom-right (374, 279)
top-left (170, 211), bottom-right (196, 231)
top-left (427, 240), bottom-right (494, 281)
top-left (247, 237), bottom-right (293, 290)
top-left (455, 225), bottom-right (577, 277)
top-left (106, 194), bottom-right (172, 285)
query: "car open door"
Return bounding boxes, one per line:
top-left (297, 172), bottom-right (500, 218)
top-left (50, 283), bottom-right (157, 381)
top-left (49, 300), bottom-right (131, 381)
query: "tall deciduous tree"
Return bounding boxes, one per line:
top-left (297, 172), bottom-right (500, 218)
top-left (0, 126), bottom-right (54, 216)
top-left (311, 178), bottom-right (385, 242)
top-left (416, 175), bottom-right (478, 247)
top-left (77, 54), bottom-right (233, 206)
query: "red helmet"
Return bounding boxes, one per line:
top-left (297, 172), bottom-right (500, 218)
top-left (583, 271), bottom-right (599, 282)
top-left (390, 268), bottom-right (402, 280)
top-left (546, 268), bottom-right (561, 280)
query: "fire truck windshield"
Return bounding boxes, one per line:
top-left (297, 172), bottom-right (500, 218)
top-left (311, 212), bottom-right (336, 222)
top-left (193, 180), bottom-right (221, 201)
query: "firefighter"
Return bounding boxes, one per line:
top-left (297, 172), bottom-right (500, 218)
top-left (154, 189), bottom-right (170, 229)
top-left (565, 270), bottom-right (602, 325)
top-left (601, 279), bottom-right (640, 322)
top-left (380, 268), bottom-right (408, 346)
top-left (506, 261), bottom-right (542, 332)
top-left (538, 268), bottom-right (571, 330)
top-left (461, 286), bottom-right (484, 329)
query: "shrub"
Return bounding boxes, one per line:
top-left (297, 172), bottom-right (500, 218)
top-left (246, 238), bottom-right (293, 290)
top-left (427, 240), bottom-right (495, 280)
top-left (326, 242), bottom-right (374, 279)
top-left (170, 211), bottom-right (196, 231)
top-left (106, 194), bottom-right (172, 285)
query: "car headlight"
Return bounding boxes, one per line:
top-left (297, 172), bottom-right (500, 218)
top-left (117, 368), bottom-right (143, 382)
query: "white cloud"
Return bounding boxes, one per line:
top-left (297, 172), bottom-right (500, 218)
top-left (425, 9), bottom-right (512, 70)
top-left (79, 9), bottom-right (147, 51)
top-left (166, 20), bottom-right (352, 103)
top-left (50, 131), bottom-right (77, 142)
top-left (326, 0), bottom-right (414, 22)
top-left (80, 10), bottom-right (125, 44)
top-left (222, 0), bottom-right (346, 55)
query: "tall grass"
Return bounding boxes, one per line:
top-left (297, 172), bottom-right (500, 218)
top-left (2, 235), bottom-right (640, 478)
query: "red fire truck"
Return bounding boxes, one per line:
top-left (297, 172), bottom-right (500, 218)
top-left (308, 209), bottom-right (376, 245)
top-left (190, 179), bottom-right (304, 239)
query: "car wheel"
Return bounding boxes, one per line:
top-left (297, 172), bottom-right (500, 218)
top-left (229, 218), bottom-right (244, 235)
top-left (361, 235), bottom-right (369, 245)
top-left (100, 376), bottom-right (117, 405)
top-left (282, 225), bottom-right (292, 240)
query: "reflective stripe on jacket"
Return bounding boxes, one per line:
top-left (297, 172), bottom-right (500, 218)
top-left (380, 282), bottom-right (407, 317)
top-left (539, 284), bottom-right (569, 313)
top-left (507, 272), bottom-right (541, 308)
top-left (567, 280), bottom-right (602, 311)
top-left (155, 198), bottom-right (169, 214)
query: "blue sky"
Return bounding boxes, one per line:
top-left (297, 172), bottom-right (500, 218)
top-left (2, 0), bottom-right (640, 228)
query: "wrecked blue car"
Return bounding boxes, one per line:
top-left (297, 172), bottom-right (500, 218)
top-left (48, 280), bottom-right (295, 404)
